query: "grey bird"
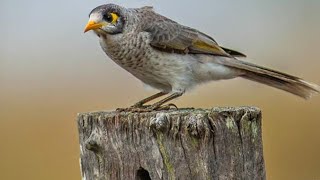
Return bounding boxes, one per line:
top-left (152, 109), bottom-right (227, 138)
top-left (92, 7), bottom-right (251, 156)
top-left (84, 3), bottom-right (319, 111)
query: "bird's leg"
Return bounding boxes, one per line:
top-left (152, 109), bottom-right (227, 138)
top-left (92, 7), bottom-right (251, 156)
top-left (131, 92), bottom-right (168, 108)
top-left (146, 92), bottom-right (183, 111)
top-left (116, 92), bottom-right (168, 112)
top-left (116, 92), bottom-right (182, 112)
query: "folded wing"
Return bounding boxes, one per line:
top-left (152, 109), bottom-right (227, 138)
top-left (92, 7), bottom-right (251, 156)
top-left (142, 10), bottom-right (245, 57)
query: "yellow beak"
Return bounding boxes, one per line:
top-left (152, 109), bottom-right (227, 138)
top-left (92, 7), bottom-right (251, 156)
top-left (84, 20), bottom-right (104, 33)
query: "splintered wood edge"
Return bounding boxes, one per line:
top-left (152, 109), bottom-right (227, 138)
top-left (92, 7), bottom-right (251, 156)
top-left (77, 106), bottom-right (261, 120)
top-left (76, 106), bottom-right (262, 140)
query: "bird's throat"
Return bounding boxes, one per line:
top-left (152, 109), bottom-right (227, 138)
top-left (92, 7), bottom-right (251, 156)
top-left (94, 30), bottom-right (108, 39)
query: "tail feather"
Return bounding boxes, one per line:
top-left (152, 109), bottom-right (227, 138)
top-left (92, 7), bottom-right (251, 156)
top-left (218, 58), bottom-right (320, 99)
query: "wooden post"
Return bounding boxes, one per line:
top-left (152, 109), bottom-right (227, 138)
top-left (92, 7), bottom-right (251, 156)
top-left (77, 107), bottom-right (266, 180)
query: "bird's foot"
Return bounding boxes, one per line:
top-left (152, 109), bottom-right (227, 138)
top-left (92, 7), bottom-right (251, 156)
top-left (116, 105), bottom-right (149, 112)
top-left (116, 103), bottom-right (178, 112)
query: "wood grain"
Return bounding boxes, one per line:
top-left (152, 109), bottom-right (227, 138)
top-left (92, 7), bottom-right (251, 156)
top-left (77, 107), bottom-right (265, 180)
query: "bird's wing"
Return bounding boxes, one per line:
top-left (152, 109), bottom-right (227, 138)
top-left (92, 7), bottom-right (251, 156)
top-left (142, 11), bottom-right (246, 57)
top-left (220, 47), bottom-right (246, 57)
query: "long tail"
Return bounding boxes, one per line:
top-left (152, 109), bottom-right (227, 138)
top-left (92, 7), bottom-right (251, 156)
top-left (218, 58), bottom-right (320, 99)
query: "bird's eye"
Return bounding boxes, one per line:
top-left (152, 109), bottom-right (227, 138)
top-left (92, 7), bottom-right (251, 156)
top-left (103, 13), bottom-right (119, 24)
top-left (103, 13), bottom-right (113, 22)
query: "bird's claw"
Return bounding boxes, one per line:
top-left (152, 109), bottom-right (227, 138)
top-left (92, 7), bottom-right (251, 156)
top-left (130, 102), bottom-right (146, 108)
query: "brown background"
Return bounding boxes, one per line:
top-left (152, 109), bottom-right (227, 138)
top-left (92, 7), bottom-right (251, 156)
top-left (1, 0), bottom-right (319, 179)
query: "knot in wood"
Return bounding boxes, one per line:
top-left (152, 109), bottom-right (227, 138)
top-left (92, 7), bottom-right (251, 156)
top-left (150, 113), bottom-right (169, 132)
top-left (84, 128), bottom-right (103, 153)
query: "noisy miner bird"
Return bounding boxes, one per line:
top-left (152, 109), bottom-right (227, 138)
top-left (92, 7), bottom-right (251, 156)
top-left (84, 3), bottom-right (319, 111)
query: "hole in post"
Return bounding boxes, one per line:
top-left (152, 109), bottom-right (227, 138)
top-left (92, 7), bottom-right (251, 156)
top-left (136, 167), bottom-right (151, 180)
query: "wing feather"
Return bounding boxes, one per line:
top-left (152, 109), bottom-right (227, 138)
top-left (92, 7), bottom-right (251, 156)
top-left (141, 10), bottom-right (244, 57)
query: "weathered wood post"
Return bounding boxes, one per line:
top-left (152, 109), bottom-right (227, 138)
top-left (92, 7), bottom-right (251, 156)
top-left (77, 107), bottom-right (266, 180)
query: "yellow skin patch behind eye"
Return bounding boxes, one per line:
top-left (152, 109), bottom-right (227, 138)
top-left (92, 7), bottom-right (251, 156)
top-left (110, 13), bottom-right (118, 24)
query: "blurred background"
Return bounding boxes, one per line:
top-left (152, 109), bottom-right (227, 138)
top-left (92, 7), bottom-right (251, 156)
top-left (1, 0), bottom-right (319, 179)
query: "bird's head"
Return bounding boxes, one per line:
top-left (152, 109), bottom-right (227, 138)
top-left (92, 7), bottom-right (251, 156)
top-left (84, 4), bottom-right (125, 35)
